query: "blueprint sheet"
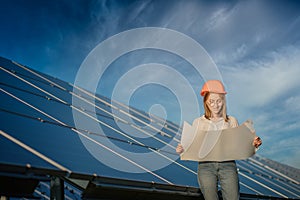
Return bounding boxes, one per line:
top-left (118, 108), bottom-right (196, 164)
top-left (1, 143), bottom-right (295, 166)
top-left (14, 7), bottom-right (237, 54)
top-left (180, 120), bottom-right (256, 161)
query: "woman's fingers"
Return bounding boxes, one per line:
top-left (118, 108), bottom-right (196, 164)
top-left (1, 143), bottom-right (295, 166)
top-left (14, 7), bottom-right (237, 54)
top-left (253, 136), bottom-right (262, 148)
top-left (176, 143), bottom-right (184, 154)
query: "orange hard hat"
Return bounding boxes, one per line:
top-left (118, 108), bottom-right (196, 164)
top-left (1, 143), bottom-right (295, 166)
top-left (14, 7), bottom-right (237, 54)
top-left (200, 80), bottom-right (227, 96)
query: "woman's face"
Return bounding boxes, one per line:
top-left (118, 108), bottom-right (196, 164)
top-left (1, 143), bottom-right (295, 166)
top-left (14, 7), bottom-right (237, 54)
top-left (206, 93), bottom-right (224, 116)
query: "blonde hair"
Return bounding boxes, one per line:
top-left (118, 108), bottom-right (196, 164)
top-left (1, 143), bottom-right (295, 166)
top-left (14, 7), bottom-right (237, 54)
top-left (203, 93), bottom-right (229, 122)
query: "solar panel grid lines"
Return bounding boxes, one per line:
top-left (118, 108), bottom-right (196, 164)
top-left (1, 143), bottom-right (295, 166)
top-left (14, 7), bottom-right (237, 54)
top-left (0, 107), bottom-right (174, 157)
top-left (15, 66), bottom-right (203, 159)
top-left (122, 106), bottom-right (182, 136)
top-left (239, 171), bottom-right (289, 198)
top-left (0, 69), bottom-right (198, 178)
top-left (0, 63), bottom-right (171, 147)
top-left (0, 81), bottom-right (128, 126)
top-left (106, 96), bottom-right (153, 121)
top-left (241, 168), bottom-right (300, 196)
top-left (248, 157), bottom-right (300, 185)
top-left (1, 56), bottom-right (300, 199)
top-left (239, 159), bottom-right (300, 193)
top-left (0, 130), bottom-right (71, 174)
top-left (11, 65), bottom-right (192, 155)
top-left (0, 65), bottom-right (62, 92)
top-left (2, 61), bottom-right (176, 143)
top-left (71, 82), bottom-right (178, 141)
top-left (239, 181), bottom-right (263, 195)
top-left (0, 110), bottom-right (193, 180)
top-left (0, 83), bottom-right (182, 161)
top-left (70, 90), bottom-right (177, 147)
top-left (0, 66), bottom-right (69, 107)
top-left (0, 60), bottom-right (198, 183)
top-left (9, 64), bottom-right (179, 144)
top-left (237, 160), bottom-right (300, 198)
top-left (0, 82), bottom-right (66, 105)
top-left (85, 86), bottom-right (179, 136)
top-left (0, 86), bottom-right (175, 185)
top-left (241, 159), bottom-right (300, 195)
top-left (2, 63), bottom-right (114, 111)
top-left (109, 97), bottom-right (159, 123)
top-left (12, 60), bottom-right (67, 92)
top-left (98, 100), bottom-right (173, 139)
top-left (109, 97), bottom-right (181, 133)
top-left (7, 62), bottom-right (217, 170)
top-left (71, 105), bottom-right (178, 158)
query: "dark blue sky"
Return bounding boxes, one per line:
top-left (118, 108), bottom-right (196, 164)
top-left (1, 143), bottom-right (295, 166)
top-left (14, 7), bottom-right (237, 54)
top-left (2, 0), bottom-right (300, 82)
top-left (1, 0), bottom-right (300, 168)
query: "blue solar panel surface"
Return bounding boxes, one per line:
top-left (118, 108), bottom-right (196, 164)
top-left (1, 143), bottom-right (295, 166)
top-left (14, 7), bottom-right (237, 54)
top-left (0, 56), bottom-right (299, 199)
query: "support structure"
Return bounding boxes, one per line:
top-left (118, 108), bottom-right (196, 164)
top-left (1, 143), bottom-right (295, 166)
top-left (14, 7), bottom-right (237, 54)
top-left (50, 176), bottom-right (64, 200)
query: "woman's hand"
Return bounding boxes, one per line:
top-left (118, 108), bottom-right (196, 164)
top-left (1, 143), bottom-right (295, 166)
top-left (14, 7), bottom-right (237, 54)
top-left (176, 143), bottom-right (184, 154)
top-left (253, 136), bottom-right (262, 148)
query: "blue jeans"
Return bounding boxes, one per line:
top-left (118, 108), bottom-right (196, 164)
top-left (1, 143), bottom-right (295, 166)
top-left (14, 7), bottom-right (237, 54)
top-left (197, 161), bottom-right (239, 200)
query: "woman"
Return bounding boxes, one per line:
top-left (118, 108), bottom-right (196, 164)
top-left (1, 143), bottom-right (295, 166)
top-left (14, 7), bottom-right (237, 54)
top-left (176, 80), bottom-right (262, 200)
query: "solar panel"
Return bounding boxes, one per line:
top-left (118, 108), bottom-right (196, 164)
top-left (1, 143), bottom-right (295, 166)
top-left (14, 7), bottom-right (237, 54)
top-left (0, 56), bottom-right (299, 199)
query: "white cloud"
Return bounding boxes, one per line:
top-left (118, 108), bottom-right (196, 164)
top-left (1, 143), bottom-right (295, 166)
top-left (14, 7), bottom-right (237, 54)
top-left (224, 45), bottom-right (300, 108)
top-left (204, 5), bottom-right (237, 33)
top-left (222, 46), bottom-right (300, 135)
top-left (260, 135), bottom-right (300, 168)
top-left (219, 45), bottom-right (300, 168)
top-left (284, 95), bottom-right (300, 113)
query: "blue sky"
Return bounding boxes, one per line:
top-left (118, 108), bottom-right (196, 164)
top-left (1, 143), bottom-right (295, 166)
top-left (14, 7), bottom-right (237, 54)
top-left (1, 0), bottom-right (300, 169)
